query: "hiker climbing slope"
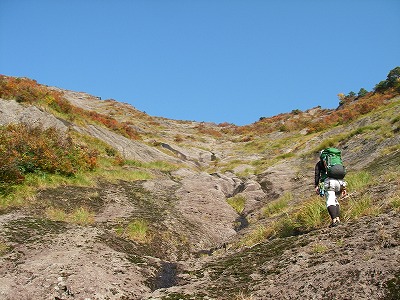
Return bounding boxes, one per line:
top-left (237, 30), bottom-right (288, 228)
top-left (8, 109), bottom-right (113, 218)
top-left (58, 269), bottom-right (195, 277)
top-left (315, 148), bottom-right (347, 227)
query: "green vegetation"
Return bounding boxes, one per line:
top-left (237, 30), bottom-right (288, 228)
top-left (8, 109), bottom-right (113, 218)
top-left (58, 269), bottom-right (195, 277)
top-left (0, 155), bottom-right (153, 212)
top-left (311, 243), bottom-right (329, 254)
top-left (227, 195), bottom-right (246, 214)
top-left (116, 219), bottom-right (150, 243)
top-left (0, 122), bottom-right (181, 211)
top-left (312, 125), bottom-right (381, 153)
top-left (45, 207), bottom-right (68, 222)
top-left (273, 214), bottom-right (298, 237)
top-left (345, 171), bottom-right (373, 192)
top-left (1, 69), bottom-right (399, 257)
top-left (263, 192), bottom-right (291, 217)
top-left (70, 207), bottom-right (95, 225)
top-left (90, 159), bottom-right (153, 183)
top-left (0, 242), bottom-right (9, 256)
top-left (390, 194), bottom-right (400, 211)
top-left (374, 66), bottom-right (400, 93)
top-left (237, 224), bottom-right (273, 248)
top-left (45, 206), bottom-right (95, 225)
top-left (124, 159), bottom-right (179, 172)
top-left (343, 195), bottom-right (382, 221)
top-left (0, 124), bottom-right (97, 190)
top-left (295, 196), bottom-right (328, 230)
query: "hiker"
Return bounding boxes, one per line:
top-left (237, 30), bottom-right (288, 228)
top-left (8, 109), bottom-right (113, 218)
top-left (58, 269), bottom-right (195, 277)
top-left (315, 148), bottom-right (347, 227)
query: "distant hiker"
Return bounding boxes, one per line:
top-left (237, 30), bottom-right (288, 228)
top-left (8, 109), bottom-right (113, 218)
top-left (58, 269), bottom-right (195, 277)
top-left (315, 148), bottom-right (347, 227)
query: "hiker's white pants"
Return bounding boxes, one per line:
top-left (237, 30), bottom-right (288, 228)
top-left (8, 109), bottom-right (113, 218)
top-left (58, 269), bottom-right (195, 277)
top-left (324, 178), bottom-right (343, 207)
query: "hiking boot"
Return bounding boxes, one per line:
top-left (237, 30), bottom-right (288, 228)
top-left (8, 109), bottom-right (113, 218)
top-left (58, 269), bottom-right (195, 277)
top-left (329, 219), bottom-right (340, 228)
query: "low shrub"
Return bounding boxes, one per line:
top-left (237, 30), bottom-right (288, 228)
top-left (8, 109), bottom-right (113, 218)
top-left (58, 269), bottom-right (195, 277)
top-left (0, 124), bottom-right (98, 192)
top-left (0, 75), bottom-right (141, 140)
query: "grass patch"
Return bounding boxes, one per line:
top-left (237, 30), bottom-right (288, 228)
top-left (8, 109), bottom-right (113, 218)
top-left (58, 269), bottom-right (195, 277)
top-left (45, 206), bottom-right (94, 225)
top-left (252, 158), bottom-right (279, 174)
top-left (98, 168), bottom-right (152, 182)
top-left (311, 243), bottom-right (329, 254)
top-left (296, 196), bottom-right (328, 230)
top-left (277, 152), bottom-right (294, 160)
top-left (1, 156), bottom-right (155, 212)
top-left (219, 159), bottom-right (248, 173)
top-left (45, 207), bottom-right (68, 222)
top-left (274, 214), bottom-right (298, 238)
top-left (345, 170), bottom-right (373, 192)
top-left (70, 207), bottom-right (95, 225)
top-left (124, 159), bottom-right (179, 172)
top-left (24, 172), bottom-right (95, 188)
top-left (116, 219), bottom-right (150, 243)
top-left (0, 171), bottom-right (97, 212)
top-left (0, 242), bottom-right (9, 256)
top-left (343, 194), bottom-right (382, 221)
top-left (236, 168), bottom-right (255, 178)
top-left (263, 193), bottom-right (291, 217)
top-left (227, 195), bottom-right (246, 214)
top-left (0, 185), bottom-right (36, 212)
top-left (237, 225), bottom-right (274, 248)
top-left (313, 133), bottom-right (347, 152)
top-left (389, 193), bottom-right (400, 211)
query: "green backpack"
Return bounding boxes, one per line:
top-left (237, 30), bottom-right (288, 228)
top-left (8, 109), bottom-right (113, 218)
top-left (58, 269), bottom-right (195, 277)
top-left (320, 148), bottom-right (346, 179)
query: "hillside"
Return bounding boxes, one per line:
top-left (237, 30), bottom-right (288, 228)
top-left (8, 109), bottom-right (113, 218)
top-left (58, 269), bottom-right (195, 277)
top-left (0, 71), bottom-right (399, 300)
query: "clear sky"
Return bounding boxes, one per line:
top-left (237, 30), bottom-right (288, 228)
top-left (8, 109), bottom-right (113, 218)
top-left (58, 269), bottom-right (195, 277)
top-left (1, 0), bottom-right (399, 125)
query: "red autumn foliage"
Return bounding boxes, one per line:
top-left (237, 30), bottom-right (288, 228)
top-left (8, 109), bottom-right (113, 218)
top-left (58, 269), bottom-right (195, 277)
top-left (0, 124), bottom-right (98, 190)
top-left (0, 75), bottom-right (140, 140)
top-left (194, 123), bottom-right (223, 138)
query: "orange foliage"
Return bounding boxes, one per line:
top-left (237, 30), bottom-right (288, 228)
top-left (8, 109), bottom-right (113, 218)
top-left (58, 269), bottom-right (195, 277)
top-left (0, 75), bottom-right (73, 113)
top-left (246, 88), bottom-right (398, 136)
top-left (0, 124), bottom-right (98, 189)
top-left (0, 75), bottom-right (141, 140)
top-left (195, 123), bottom-right (223, 138)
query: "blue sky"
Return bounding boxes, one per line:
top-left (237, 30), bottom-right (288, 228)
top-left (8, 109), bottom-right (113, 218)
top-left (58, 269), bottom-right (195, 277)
top-left (1, 0), bottom-right (399, 125)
